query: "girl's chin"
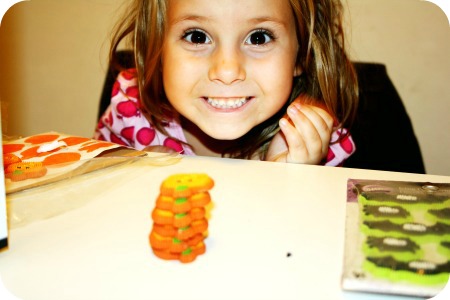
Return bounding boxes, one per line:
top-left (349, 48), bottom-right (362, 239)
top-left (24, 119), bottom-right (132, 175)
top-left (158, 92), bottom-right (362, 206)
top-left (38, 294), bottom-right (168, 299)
top-left (205, 132), bottom-right (244, 141)
top-left (200, 126), bottom-right (252, 141)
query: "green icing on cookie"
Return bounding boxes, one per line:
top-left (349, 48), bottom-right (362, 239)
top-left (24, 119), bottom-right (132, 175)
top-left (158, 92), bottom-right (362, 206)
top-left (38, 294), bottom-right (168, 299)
top-left (176, 185), bottom-right (188, 192)
top-left (175, 197), bottom-right (188, 204)
top-left (182, 248), bottom-right (192, 255)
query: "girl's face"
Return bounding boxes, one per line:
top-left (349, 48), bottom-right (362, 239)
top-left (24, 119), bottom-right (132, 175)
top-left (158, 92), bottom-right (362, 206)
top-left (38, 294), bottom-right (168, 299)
top-left (162, 0), bottom-right (299, 140)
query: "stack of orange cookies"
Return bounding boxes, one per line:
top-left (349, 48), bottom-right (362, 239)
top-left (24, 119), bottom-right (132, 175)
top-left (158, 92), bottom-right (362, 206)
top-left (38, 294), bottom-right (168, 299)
top-left (149, 173), bottom-right (214, 263)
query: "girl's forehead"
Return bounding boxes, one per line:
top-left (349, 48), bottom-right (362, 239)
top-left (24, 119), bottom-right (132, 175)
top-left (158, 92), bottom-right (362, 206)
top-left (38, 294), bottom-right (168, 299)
top-left (166, 0), bottom-right (294, 22)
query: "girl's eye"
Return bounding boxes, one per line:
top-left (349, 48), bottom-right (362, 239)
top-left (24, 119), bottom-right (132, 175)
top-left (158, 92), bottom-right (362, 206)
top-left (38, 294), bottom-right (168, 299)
top-left (245, 30), bottom-right (274, 45)
top-left (183, 29), bottom-right (211, 44)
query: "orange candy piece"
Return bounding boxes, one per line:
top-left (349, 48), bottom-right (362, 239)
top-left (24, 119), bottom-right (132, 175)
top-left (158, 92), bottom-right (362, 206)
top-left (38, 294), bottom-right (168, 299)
top-left (159, 173), bottom-right (214, 198)
top-left (152, 241), bottom-right (206, 264)
top-left (155, 192), bottom-right (211, 213)
top-left (151, 207), bottom-right (205, 228)
top-left (5, 162), bottom-right (47, 181)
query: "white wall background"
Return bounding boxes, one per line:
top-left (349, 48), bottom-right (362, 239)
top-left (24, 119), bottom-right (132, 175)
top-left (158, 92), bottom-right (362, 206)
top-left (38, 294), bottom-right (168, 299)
top-left (0, 0), bottom-right (449, 176)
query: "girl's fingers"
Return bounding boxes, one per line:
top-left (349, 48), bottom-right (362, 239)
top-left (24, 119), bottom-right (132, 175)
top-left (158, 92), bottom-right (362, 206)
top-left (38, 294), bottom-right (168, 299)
top-left (295, 104), bottom-right (333, 136)
top-left (286, 105), bottom-right (326, 160)
top-left (271, 101), bottom-right (334, 164)
top-left (279, 117), bottom-right (309, 163)
top-left (287, 103), bottom-right (333, 156)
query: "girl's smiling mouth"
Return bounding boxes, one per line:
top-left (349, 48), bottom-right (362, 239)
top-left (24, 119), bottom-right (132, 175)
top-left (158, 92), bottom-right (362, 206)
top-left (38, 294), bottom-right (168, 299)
top-left (204, 96), bottom-right (253, 109)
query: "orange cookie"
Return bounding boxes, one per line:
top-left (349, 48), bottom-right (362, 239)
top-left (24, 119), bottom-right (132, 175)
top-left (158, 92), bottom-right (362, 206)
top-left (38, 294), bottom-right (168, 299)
top-left (179, 242), bottom-right (206, 264)
top-left (155, 195), bottom-right (192, 213)
top-left (152, 208), bottom-right (192, 228)
top-left (160, 173), bottom-right (214, 198)
top-left (155, 192), bottom-right (211, 213)
top-left (152, 224), bottom-right (195, 240)
top-left (152, 218), bottom-right (208, 240)
top-left (189, 192), bottom-right (211, 208)
top-left (149, 230), bottom-right (204, 252)
top-left (5, 162), bottom-right (47, 181)
top-left (152, 207), bottom-right (206, 228)
top-left (152, 241), bottom-right (206, 264)
top-left (149, 231), bottom-right (189, 253)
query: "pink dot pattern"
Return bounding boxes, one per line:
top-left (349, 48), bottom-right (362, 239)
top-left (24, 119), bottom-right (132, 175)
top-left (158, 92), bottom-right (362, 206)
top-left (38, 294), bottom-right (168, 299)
top-left (94, 69), bottom-right (194, 155)
top-left (325, 128), bottom-right (356, 167)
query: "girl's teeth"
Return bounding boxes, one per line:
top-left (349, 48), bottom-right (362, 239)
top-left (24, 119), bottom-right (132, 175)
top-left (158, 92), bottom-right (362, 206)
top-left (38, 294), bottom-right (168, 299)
top-left (207, 97), bottom-right (248, 109)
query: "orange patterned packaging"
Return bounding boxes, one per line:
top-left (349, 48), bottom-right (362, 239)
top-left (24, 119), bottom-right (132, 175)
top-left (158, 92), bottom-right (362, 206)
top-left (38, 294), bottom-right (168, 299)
top-left (2, 132), bottom-right (146, 194)
top-left (149, 173), bottom-right (214, 263)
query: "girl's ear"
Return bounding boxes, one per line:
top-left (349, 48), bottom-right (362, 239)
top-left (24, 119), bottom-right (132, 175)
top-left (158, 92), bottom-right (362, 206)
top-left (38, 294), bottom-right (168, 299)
top-left (294, 65), bottom-right (302, 77)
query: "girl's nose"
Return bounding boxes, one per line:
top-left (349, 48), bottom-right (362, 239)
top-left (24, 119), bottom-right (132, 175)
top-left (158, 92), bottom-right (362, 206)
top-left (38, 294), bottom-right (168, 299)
top-left (208, 47), bottom-right (246, 85)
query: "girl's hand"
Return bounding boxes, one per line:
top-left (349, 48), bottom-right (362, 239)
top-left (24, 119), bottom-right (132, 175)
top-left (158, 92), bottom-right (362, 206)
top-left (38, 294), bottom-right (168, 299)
top-left (265, 100), bottom-right (334, 164)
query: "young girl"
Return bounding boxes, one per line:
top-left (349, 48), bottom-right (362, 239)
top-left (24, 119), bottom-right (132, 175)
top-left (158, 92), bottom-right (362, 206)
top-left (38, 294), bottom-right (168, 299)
top-left (95, 0), bottom-right (358, 166)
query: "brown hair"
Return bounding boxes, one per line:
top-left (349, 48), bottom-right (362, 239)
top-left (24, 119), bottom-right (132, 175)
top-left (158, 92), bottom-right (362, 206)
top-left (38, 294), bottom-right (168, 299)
top-left (109, 0), bottom-right (358, 159)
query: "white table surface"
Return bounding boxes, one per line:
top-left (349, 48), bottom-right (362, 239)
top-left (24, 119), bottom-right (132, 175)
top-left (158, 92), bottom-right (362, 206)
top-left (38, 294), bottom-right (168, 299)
top-left (1, 155), bottom-right (449, 300)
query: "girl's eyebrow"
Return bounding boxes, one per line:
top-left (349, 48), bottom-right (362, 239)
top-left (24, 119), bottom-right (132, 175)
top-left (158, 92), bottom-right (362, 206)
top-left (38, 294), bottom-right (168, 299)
top-left (169, 15), bottom-right (208, 26)
top-left (170, 15), bottom-right (288, 29)
top-left (248, 16), bottom-right (289, 29)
